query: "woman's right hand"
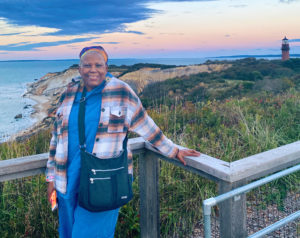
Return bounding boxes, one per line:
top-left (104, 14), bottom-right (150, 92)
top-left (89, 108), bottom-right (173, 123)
top-left (47, 181), bottom-right (55, 203)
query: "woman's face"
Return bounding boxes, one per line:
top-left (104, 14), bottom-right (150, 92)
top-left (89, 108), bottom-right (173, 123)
top-left (79, 53), bottom-right (108, 91)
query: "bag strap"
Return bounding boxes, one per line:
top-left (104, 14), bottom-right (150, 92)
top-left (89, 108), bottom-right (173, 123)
top-left (78, 87), bottom-right (87, 150)
top-left (78, 87), bottom-right (127, 152)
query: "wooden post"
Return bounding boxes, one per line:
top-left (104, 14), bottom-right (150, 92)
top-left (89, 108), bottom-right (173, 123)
top-left (218, 180), bottom-right (247, 238)
top-left (138, 151), bottom-right (160, 238)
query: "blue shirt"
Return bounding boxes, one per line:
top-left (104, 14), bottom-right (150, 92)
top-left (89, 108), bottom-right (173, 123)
top-left (59, 80), bottom-right (106, 198)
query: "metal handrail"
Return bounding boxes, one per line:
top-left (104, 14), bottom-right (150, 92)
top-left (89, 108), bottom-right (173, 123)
top-left (203, 164), bottom-right (300, 238)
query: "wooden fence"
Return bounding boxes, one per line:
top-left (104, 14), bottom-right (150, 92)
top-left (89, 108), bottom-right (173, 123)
top-left (1, 137), bottom-right (299, 238)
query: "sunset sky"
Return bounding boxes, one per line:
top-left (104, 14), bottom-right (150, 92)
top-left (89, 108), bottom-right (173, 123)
top-left (0, 0), bottom-right (300, 60)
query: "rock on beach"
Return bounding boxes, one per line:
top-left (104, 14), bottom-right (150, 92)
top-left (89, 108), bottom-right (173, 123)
top-left (14, 114), bottom-right (22, 119)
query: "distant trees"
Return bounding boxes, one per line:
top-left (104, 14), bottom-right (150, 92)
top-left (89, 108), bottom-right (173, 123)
top-left (282, 58), bottom-right (300, 72)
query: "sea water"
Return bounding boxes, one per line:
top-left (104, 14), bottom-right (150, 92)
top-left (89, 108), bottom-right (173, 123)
top-left (0, 60), bottom-right (79, 142)
top-left (0, 58), bottom-right (211, 143)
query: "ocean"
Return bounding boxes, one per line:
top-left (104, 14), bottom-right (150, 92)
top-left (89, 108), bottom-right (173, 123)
top-left (0, 57), bottom-right (214, 143)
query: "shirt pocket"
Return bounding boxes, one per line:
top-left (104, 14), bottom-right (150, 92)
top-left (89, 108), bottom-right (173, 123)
top-left (107, 106), bottom-right (127, 133)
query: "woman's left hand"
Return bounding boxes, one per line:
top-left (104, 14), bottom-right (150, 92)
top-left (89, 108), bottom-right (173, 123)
top-left (176, 149), bottom-right (201, 166)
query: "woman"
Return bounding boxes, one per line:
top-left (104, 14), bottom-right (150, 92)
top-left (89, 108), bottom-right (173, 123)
top-left (46, 46), bottom-right (200, 238)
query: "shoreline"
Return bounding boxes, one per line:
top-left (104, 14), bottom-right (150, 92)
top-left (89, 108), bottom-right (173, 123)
top-left (0, 87), bottom-right (38, 144)
top-left (9, 94), bottom-right (52, 142)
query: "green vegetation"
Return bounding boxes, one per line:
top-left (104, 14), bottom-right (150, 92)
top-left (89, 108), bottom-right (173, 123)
top-left (146, 89), bottom-right (299, 162)
top-left (0, 58), bottom-right (299, 237)
top-left (0, 131), bottom-right (56, 238)
top-left (141, 58), bottom-right (300, 108)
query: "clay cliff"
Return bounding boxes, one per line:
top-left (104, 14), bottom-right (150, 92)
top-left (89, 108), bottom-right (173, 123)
top-left (120, 64), bottom-right (229, 93)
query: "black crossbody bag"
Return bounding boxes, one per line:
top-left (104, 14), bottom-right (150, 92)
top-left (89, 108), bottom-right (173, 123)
top-left (78, 88), bottom-right (133, 212)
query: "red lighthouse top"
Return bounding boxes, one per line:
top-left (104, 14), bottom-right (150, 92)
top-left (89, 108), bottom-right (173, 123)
top-left (281, 36), bottom-right (290, 61)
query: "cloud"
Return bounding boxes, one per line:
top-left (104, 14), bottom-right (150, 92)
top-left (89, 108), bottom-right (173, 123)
top-left (159, 32), bottom-right (185, 36)
top-left (279, 0), bottom-right (298, 3)
top-left (0, 17), bottom-right (60, 36)
top-left (289, 38), bottom-right (300, 42)
top-left (0, 0), bottom-right (215, 55)
top-left (92, 42), bottom-right (120, 45)
top-left (0, 37), bottom-right (97, 51)
top-left (0, 32), bottom-right (26, 36)
top-left (0, 0), bottom-right (213, 36)
top-left (121, 30), bottom-right (144, 35)
top-left (229, 4), bottom-right (247, 8)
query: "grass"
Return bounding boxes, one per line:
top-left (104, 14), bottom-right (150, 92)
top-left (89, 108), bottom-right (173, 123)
top-left (0, 131), bottom-right (57, 238)
top-left (0, 88), bottom-right (299, 237)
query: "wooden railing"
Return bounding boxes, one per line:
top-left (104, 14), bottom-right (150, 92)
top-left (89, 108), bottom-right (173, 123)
top-left (1, 137), bottom-right (300, 238)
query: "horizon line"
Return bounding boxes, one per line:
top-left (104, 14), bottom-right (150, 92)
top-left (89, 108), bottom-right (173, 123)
top-left (1, 54), bottom-right (300, 63)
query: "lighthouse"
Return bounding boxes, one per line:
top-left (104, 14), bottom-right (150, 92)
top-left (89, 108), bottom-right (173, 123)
top-left (281, 36), bottom-right (290, 61)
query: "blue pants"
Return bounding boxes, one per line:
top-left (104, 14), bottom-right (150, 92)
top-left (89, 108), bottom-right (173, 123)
top-left (57, 193), bottom-right (119, 238)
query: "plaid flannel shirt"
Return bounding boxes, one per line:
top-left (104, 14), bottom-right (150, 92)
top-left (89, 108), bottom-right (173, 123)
top-left (46, 74), bottom-right (179, 194)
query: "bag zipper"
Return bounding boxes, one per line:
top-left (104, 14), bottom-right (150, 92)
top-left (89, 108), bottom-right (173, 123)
top-left (90, 177), bottom-right (111, 184)
top-left (85, 150), bottom-right (124, 159)
top-left (91, 167), bottom-right (125, 175)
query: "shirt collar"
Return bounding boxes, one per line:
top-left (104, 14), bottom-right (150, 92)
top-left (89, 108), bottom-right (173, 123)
top-left (75, 79), bottom-right (106, 102)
